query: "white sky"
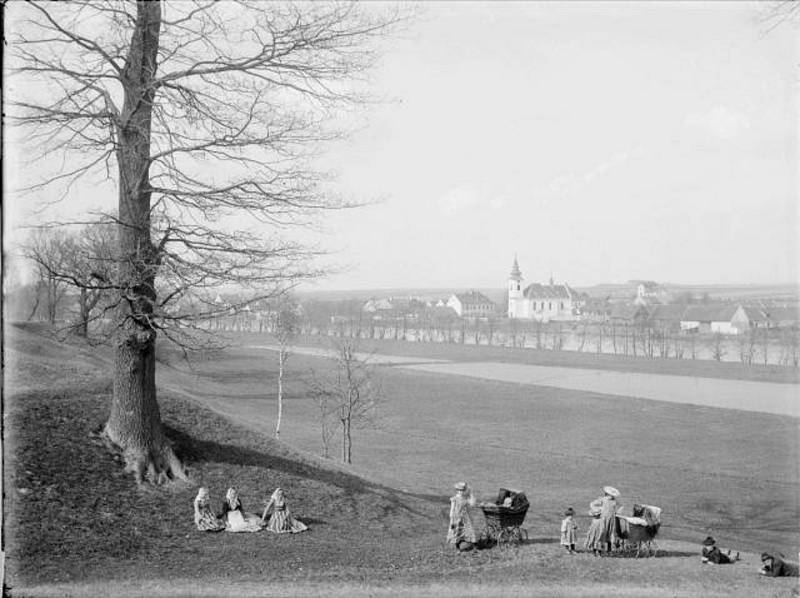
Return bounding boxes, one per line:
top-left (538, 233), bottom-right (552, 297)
top-left (4, 2), bottom-right (798, 290)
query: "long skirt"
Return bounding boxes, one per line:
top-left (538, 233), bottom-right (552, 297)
top-left (585, 518), bottom-right (604, 550)
top-left (225, 509), bottom-right (264, 533)
top-left (266, 508), bottom-right (308, 534)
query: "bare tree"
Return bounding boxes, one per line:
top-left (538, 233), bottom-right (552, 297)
top-left (23, 228), bottom-right (71, 324)
top-left (8, 1), bottom-right (406, 483)
top-left (308, 338), bottom-right (381, 464)
top-left (271, 295), bottom-right (299, 440)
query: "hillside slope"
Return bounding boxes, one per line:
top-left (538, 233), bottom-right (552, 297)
top-left (3, 324), bottom-right (797, 597)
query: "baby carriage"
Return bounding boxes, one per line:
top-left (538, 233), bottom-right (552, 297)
top-left (614, 504), bottom-right (662, 557)
top-left (480, 488), bottom-right (529, 545)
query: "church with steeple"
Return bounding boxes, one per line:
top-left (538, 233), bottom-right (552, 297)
top-left (507, 256), bottom-right (584, 322)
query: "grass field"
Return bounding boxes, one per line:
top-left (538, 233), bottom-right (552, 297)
top-left (4, 323), bottom-right (799, 597)
top-left (236, 332), bottom-right (800, 384)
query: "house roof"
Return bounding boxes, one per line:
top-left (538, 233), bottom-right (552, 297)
top-left (453, 291), bottom-right (494, 306)
top-left (682, 304), bottom-right (738, 322)
top-left (522, 283), bottom-right (574, 300)
top-left (764, 306), bottom-right (800, 323)
top-left (648, 304), bottom-right (688, 322)
top-left (609, 304), bottom-right (647, 320)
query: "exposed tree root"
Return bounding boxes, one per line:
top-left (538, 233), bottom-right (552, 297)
top-left (100, 425), bottom-right (189, 485)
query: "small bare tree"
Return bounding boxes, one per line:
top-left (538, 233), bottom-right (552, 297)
top-left (271, 295), bottom-right (299, 440)
top-left (308, 338), bottom-right (381, 464)
top-left (23, 228), bottom-right (71, 324)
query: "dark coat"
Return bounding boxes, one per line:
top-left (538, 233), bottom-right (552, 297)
top-left (761, 553), bottom-right (800, 577)
top-left (702, 545), bottom-right (733, 564)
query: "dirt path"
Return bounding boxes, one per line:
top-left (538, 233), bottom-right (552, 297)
top-left (249, 345), bottom-right (799, 417)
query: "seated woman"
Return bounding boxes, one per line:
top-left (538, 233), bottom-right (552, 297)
top-left (701, 536), bottom-right (739, 564)
top-left (760, 552), bottom-right (799, 577)
top-left (220, 487), bottom-right (264, 532)
top-left (447, 481), bottom-right (477, 551)
top-left (261, 488), bottom-right (308, 534)
top-left (193, 487), bottom-right (225, 532)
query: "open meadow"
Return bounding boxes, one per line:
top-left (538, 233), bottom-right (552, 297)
top-left (4, 324), bottom-right (799, 597)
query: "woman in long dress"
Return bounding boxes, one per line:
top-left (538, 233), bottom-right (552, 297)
top-left (598, 485), bottom-right (620, 552)
top-left (447, 481), bottom-right (477, 550)
top-left (193, 487), bottom-right (225, 532)
top-left (220, 487), bottom-right (264, 532)
top-left (261, 488), bottom-right (308, 533)
top-left (584, 500), bottom-right (604, 556)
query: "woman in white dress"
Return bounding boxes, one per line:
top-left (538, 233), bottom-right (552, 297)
top-left (447, 481), bottom-right (477, 550)
top-left (261, 488), bottom-right (308, 533)
top-left (220, 487), bottom-right (264, 532)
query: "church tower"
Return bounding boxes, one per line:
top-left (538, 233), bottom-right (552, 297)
top-left (508, 255), bottom-right (523, 318)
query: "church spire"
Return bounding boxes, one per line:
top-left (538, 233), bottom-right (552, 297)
top-left (549, 271), bottom-right (554, 286)
top-left (510, 254), bottom-right (522, 281)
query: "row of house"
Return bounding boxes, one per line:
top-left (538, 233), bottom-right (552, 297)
top-left (585, 301), bottom-right (798, 334)
top-left (362, 292), bottom-right (498, 319)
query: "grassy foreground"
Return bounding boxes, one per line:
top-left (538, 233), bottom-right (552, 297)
top-left (3, 324), bottom-right (798, 597)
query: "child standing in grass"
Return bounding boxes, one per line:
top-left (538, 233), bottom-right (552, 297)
top-left (560, 507), bottom-right (578, 553)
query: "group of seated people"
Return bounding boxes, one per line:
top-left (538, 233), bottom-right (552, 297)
top-left (194, 486), bottom-right (308, 534)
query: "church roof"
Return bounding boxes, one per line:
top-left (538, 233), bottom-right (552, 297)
top-left (522, 283), bottom-right (573, 300)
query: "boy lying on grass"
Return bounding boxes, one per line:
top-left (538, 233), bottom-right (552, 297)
top-left (759, 552), bottom-right (799, 577)
top-left (700, 536), bottom-right (739, 564)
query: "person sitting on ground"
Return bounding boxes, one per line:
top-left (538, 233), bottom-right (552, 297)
top-left (560, 507), bottom-right (578, 553)
top-left (447, 481), bottom-right (477, 551)
top-left (261, 488), bottom-right (309, 534)
top-left (193, 487), bottom-right (225, 532)
top-left (760, 552), bottom-right (799, 577)
top-left (219, 487), bottom-right (264, 532)
top-left (701, 536), bottom-right (739, 564)
top-left (585, 500), bottom-right (604, 557)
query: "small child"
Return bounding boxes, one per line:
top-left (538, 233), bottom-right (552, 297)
top-left (584, 501), bottom-right (604, 557)
top-left (560, 507), bottom-right (578, 553)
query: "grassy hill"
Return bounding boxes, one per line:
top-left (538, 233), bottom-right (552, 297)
top-left (3, 323), bottom-right (798, 597)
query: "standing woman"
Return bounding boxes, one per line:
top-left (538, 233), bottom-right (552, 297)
top-left (447, 481), bottom-right (477, 551)
top-left (598, 485), bottom-right (621, 553)
top-left (193, 487), bottom-right (225, 532)
top-left (261, 488), bottom-right (308, 533)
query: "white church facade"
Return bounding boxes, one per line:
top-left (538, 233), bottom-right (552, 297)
top-left (507, 257), bottom-right (583, 322)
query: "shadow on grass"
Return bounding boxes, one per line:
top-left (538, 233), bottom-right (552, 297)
top-left (523, 537), bottom-right (560, 545)
top-left (606, 549), bottom-right (697, 559)
top-left (164, 424), bottom-right (436, 518)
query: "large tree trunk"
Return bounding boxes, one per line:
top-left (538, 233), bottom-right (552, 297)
top-left (103, 1), bottom-right (185, 484)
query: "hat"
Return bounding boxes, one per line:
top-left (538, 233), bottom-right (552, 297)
top-left (564, 507), bottom-right (575, 516)
top-left (603, 486), bottom-right (620, 498)
top-left (702, 536), bottom-right (716, 546)
top-left (454, 482), bottom-right (468, 491)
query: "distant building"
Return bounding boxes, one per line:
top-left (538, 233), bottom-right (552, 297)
top-left (631, 280), bottom-right (671, 306)
top-left (609, 303), bottom-right (650, 326)
top-left (680, 304), bottom-right (739, 334)
top-left (447, 291), bottom-right (496, 318)
top-left (507, 257), bottom-right (582, 322)
top-left (647, 304), bottom-right (688, 331)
